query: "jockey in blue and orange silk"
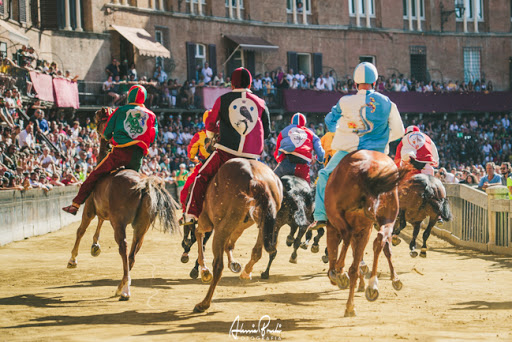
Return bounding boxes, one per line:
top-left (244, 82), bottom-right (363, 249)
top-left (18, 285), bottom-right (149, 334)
top-left (309, 62), bottom-right (405, 230)
top-left (181, 67), bottom-right (271, 225)
top-left (62, 85), bottom-right (158, 215)
top-left (274, 113), bottom-right (324, 183)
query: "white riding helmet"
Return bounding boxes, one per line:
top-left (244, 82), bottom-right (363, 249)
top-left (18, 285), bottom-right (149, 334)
top-left (353, 62), bottom-right (378, 84)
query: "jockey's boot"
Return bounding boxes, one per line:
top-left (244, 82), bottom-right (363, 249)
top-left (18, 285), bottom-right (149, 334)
top-left (308, 220), bottom-right (326, 231)
top-left (180, 213), bottom-right (198, 226)
top-left (62, 203), bottom-right (80, 216)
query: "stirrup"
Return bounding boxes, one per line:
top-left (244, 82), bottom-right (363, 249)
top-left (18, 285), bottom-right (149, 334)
top-left (179, 215), bottom-right (197, 226)
top-left (308, 220), bottom-right (326, 231)
top-left (62, 204), bottom-right (79, 216)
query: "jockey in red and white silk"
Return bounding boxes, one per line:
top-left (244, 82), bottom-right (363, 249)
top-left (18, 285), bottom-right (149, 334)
top-left (182, 67), bottom-right (271, 224)
top-left (395, 125), bottom-right (439, 176)
top-left (274, 113), bottom-right (324, 183)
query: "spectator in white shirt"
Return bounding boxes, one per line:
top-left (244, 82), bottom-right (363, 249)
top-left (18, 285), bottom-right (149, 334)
top-left (154, 66), bottom-right (168, 84)
top-left (201, 62), bottom-right (213, 84)
top-left (148, 143), bottom-right (159, 158)
top-left (252, 75), bottom-right (263, 92)
top-left (326, 71), bottom-right (336, 91)
top-left (18, 122), bottom-right (35, 148)
top-left (286, 69), bottom-right (294, 86)
top-left (315, 75), bottom-right (326, 90)
top-left (469, 117), bottom-right (478, 129)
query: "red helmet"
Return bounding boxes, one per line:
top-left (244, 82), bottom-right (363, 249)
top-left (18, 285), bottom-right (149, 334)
top-left (291, 113), bottom-right (306, 127)
top-left (406, 125), bottom-right (420, 134)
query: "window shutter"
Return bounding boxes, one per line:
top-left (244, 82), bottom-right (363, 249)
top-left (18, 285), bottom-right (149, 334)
top-left (186, 42), bottom-right (196, 81)
top-left (19, 0), bottom-right (27, 23)
top-left (0, 2), bottom-right (4, 16)
top-left (246, 51), bottom-right (255, 76)
top-left (287, 51), bottom-right (298, 74)
top-left (40, 0), bottom-right (59, 30)
top-left (313, 52), bottom-right (323, 78)
top-left (208, 44), bottom-right (217, 79)
top-left (30, 0), bottom-right (39, 26)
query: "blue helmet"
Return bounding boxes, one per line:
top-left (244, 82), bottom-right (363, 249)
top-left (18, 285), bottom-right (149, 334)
top-left (353, 62), bottom-right (378, 84)
top-left (291, 113), bottom-right (306, 127)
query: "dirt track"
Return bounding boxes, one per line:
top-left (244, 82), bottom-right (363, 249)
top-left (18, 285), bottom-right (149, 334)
top-left (0, 219), bottom-right (511, 342)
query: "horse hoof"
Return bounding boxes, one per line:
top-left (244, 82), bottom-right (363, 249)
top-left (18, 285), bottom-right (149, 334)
top-left (91, 244), bottom-right (101, 257)
top-left (321, 255), bottom-right (329, 264)
top-left (181, 254), bottom-right (190, 264)
top-left (119, 295), bottom-right (130, 301)
top-left (300, 242), bottom-right (308, 250)
top-left (392, 279), bottom-right (403, 291)
top-left (410, 250), bottom-right (418, 258)
top-left (344, 308), bottom-right (356, 317)
top-left (359, 264), bottom-right (369, 276)
top-left (229, 262), bottom-right (242, 273)
top-left (193, 303), bottom-right (207, 313)
top-left (328, 270), bottom-right (337, 286)
top-left (286, 235), bottom-right (294, 247)
top-left (420, 248), bottom-right (427, 258)
top-left (201, 269), bottom-right (213, 283)
top-left (365, 287), bottom-right (379, 302)
top-left (336, 272), bottom-right (350, 290)
top-left (261, 272), bottom-right (269, 280)
top-left (240, 270), bottom-right (252, 281)
top-left (311, 244), bottom-right (320, 253)
top-left (67, 260), bottom-right (77, 269)
top-left (392, 235), bottom-right (401, 246)
top-left (190, 267), bottom-right (199, 279)
top-left (289, 255), bottom-right (297, 264)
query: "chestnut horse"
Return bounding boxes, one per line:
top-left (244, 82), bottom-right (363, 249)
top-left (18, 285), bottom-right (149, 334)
top-left (325, 150), bottom-right (406, 317)
top-left (392, 174), bottom-right (452, 257)
top-left (193, 158), bottom-right (283, 312)
top-left (67, 108), bottom-right (180, 300)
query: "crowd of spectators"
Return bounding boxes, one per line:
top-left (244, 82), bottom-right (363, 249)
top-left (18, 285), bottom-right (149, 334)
top-left (100, 60), bottom-right (495, 110)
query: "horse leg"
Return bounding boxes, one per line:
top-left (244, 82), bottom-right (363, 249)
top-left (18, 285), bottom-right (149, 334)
top-left (420, 218), bottom-right (436, 258)
top-left (225, 228), bottom-right (244, 274)
top-left (321, 247), bottom-right (329, 264)
top-left (91, 219), bottom-right (104, 257)
top-left (195, 230), bottom-right (212, 283)
top-left (350, 240), bottom-right (366, 293)
top-left (345, 230), bottom-right (371, 317)
top-left (366, 228), bottom-right (385, 304)
top-left (290, 225), bottom-right (308, 263)
top-left (311, 228), bottom-right (325, 253)
top-left (68, 201), bottom-right (95, 268)
top-left (113, 223), bottom-right (131, 300)
top-left (194, 230), bottom-right (226, 313)
top-left (261, 250), bottom-right (277, 279)
top-left (181, 224), bottom-right (197, 263)
top-left (392, 210), bottom-right (405, 246)
top-left (190, 231), bottom-right (211, 279)
top-left (287, 224), bottom-right (298, 247)
top-left (301, 228), bottom-right (312, 250)
top-left (409, 222), bottom-right (421, 258)
top-left (241, 228), bottom-right (264, 281)
top-left (383, 239), bottom-right (403, 291)
top-left (326, 221), bottom-right (341, 286)
top-left (333, 232), bottom-right (351, 290)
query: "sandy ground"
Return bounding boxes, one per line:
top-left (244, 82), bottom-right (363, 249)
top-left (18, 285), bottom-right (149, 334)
top-left (0, 219), bottom-right (511, 342)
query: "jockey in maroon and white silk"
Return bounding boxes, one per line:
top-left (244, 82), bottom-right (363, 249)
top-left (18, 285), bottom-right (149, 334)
top-left (395, 125), bottom-right (439, 176)
top-left (181, 67), bottom-right (271, 224)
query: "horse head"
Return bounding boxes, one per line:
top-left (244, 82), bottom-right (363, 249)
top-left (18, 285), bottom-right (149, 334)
top-left (95, 107), bottom-right (113, 139)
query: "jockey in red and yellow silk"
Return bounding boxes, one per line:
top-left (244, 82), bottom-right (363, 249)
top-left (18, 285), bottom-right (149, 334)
top-left (180, 67), bottom-right (271, 225)
top-left (187, 110), bottom-right (211, 162)
top-left (395, 125), bottom-right (439, 176)
top-left (62, 85), bottom-right (158, 215)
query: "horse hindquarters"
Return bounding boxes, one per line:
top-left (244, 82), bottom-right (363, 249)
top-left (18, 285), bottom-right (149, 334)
top-left (248, 179), bottom-right (278, 253)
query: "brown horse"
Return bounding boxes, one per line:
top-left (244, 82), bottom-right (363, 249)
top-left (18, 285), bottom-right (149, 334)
top-left (193, 158), bottom-right (283, 313)
top-left (67, 108), bottom-right (180, 300)
top-left (392, 173), bottom-right (452, 257)
top-left (325, 150), bottom-right (406, 317)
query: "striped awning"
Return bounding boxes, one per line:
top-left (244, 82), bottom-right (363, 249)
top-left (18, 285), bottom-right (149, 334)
top-left (111, 25), bottom-right (170, 58)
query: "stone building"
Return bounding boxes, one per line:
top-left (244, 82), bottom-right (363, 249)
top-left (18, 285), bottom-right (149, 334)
top-left (1, 0), bottom-right (512, 89)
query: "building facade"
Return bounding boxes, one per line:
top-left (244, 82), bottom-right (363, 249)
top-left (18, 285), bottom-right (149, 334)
top-left (1, 0), bottom-right (512, 89)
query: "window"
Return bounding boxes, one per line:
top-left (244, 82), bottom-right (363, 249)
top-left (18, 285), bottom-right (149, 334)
top-left (464, 47), bottom-right (481, 83)
top-left (403, 0), bottom-right (425, 19)
top-left (0, 42), bottom-right (7, 58)
top-left (195, 44), bottom-right (206, 69)
top-left (410, 46), bottom-right (427, 82)
top-left (186, 0), bottom-right (206, 4)
top-left (359, 55), bottom-right (375, 64)
top-left (155, 30), bottom-right (164, 67)
top-left (349, 0), bottom-right (375, 16)
top-left (225, 0), bottom-right (243, 8)
top-left (456, 0), bottom-right (483, 21)
top-left (287, 0), bottom-right (311, 14)
top-left (297, 53), bottom-right (311, 75)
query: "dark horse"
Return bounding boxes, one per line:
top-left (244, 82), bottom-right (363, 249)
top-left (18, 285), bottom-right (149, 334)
top-left (193, 158), bottom-right (283, 312)
top-left (67, 108), bottom-right (180, 300)
top-left (325, 150), bottom-right (406, 317)
top-left (261, 175), bottom-right (315, 278)
top-left (392, 174), bottom-right (452, 257)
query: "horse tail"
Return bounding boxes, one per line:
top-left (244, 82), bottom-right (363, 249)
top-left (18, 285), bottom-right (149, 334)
top-left (134, 176), bottom-right (180, 234)
top-left (247, 179), bottom-right (278, 254)
top-left (365, 164), bottom-right (409, 198)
